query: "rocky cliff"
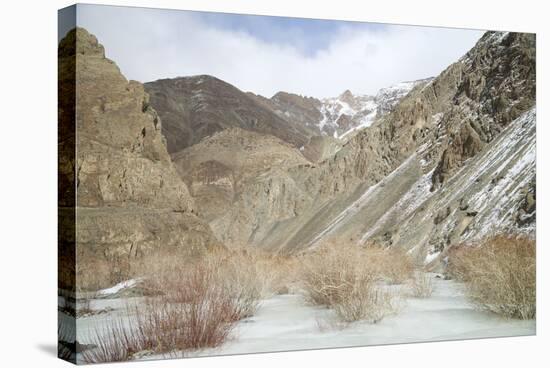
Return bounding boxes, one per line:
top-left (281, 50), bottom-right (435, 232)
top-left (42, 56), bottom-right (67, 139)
top-left (59, 28), bottom-right (219, 272)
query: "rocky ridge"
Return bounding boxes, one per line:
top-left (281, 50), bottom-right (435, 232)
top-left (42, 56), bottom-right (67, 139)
top-left (260, 79), bottom-right (431, 141)
top-left (59, 28), bottom-right (219, 273)
top-left (144, 76), bottom-right (316, 154)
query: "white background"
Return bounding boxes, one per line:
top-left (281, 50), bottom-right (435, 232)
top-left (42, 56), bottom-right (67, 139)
top-left (0, 0), bottom-right (547, 367)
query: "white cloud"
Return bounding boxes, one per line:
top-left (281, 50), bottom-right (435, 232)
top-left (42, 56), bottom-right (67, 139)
top-left (77, 5), bottom-right (484, 98)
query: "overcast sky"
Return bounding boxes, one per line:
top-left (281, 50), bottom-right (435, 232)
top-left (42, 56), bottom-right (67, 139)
top-left (62, 4), bottom-right (485, 98)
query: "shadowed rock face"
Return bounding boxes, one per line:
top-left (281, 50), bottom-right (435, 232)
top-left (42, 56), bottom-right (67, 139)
top-left (144, 76), bottom-right (315, 153)
top-left (59, 28), bottom-right (219, 267)
top-left (247, 91), bottom-right (324, 136)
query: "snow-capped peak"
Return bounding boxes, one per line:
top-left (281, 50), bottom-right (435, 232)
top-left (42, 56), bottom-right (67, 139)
top-left (317, 79), bottom-right (430, 140)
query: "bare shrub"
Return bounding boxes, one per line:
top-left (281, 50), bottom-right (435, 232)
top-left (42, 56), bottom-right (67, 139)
top-left (135, 282), bottom-right (237, 352)
top-left (81, 319), bottom-right (141, 363)
top-left (76, 246), bottom-right (203, 293)
top-left (362, 245), bottom-right (415, 284)
top-left (409, 271), bottom-right (435, 298)
top-left (245, 250), bottom-right (300, 296)
top-left (82, 247), bottom-right (279, 363)
top-left (446, 246), bottom-right (471, 281)
top-left (300, 243), bottom-right (399, 323)
top-left (159, 250), bottom-right (263, 321)
top-left (76, 242), bottom-right (296, 300)
top-left (212, 246), bottom-right (301, 297)
top-left (300, 244), bottom-right (358, 307)
top-left (83, 256), bottom-right (242, 363)
top-left (133, 247), bottom-right (200, 295)
top-left (216, 251), bottom-right (263, 320)
top-left (333, 283), bottom-right (397, 323)
top-left (448, 234), bottom-right (535, 319)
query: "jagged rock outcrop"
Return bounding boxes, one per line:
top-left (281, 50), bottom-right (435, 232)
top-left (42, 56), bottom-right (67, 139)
top-left (430, 32), bottom-right (536, 189)
top-left (431, 122), bottom-right (484, 187)
top-left (358, 107), bottom-right (536, 265)
top-left (310, 32), bottom-right (535, 197)
top-left (144, 76), bottom-right (315, 153)
top-left (59, 28), bottom-right (219, 269)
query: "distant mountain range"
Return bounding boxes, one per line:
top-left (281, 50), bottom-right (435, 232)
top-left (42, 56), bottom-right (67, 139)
top-left (145, 74), bottom-right (432, 156)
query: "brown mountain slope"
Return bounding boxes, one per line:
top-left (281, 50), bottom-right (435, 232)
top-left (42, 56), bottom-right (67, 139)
top-left (171, 127), bottom-right (309, 223)
top-left (247, 91), bottom-right (323, 135)
top-left (144, 76), bottom-right (315, 153)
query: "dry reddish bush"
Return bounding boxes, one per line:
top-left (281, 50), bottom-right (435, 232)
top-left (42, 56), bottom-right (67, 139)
top-left (136, 264), bottom-right (240, 351)
top-left (82, 248), bottom-right (276, 363)
top-left (448, 234), bottom-right (535, 319)
top-left (82, 256), bottom-right (243, 363)
top-left (81, 319), bottom-right (142, 363)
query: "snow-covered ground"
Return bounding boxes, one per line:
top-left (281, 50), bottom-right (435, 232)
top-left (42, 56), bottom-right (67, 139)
top-left (70, 277), bottom-right (534, 362)
top-left (96, 278), bottom-right (142, 296)
top-left (195, 278), bottom-right (534, 356)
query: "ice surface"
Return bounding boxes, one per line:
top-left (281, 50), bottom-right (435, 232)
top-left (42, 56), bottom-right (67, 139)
top-left (73, 277), bottom-right (535, 362)
top-left (194, 278), bottom-right (534, 357)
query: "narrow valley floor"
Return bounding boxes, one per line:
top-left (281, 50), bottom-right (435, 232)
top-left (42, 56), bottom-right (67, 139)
top-left (68, 277), bottom-right (535, 362)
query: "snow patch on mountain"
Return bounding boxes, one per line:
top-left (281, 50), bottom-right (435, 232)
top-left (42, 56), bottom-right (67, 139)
top-left (318, 79), bottom-right (432, 139)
